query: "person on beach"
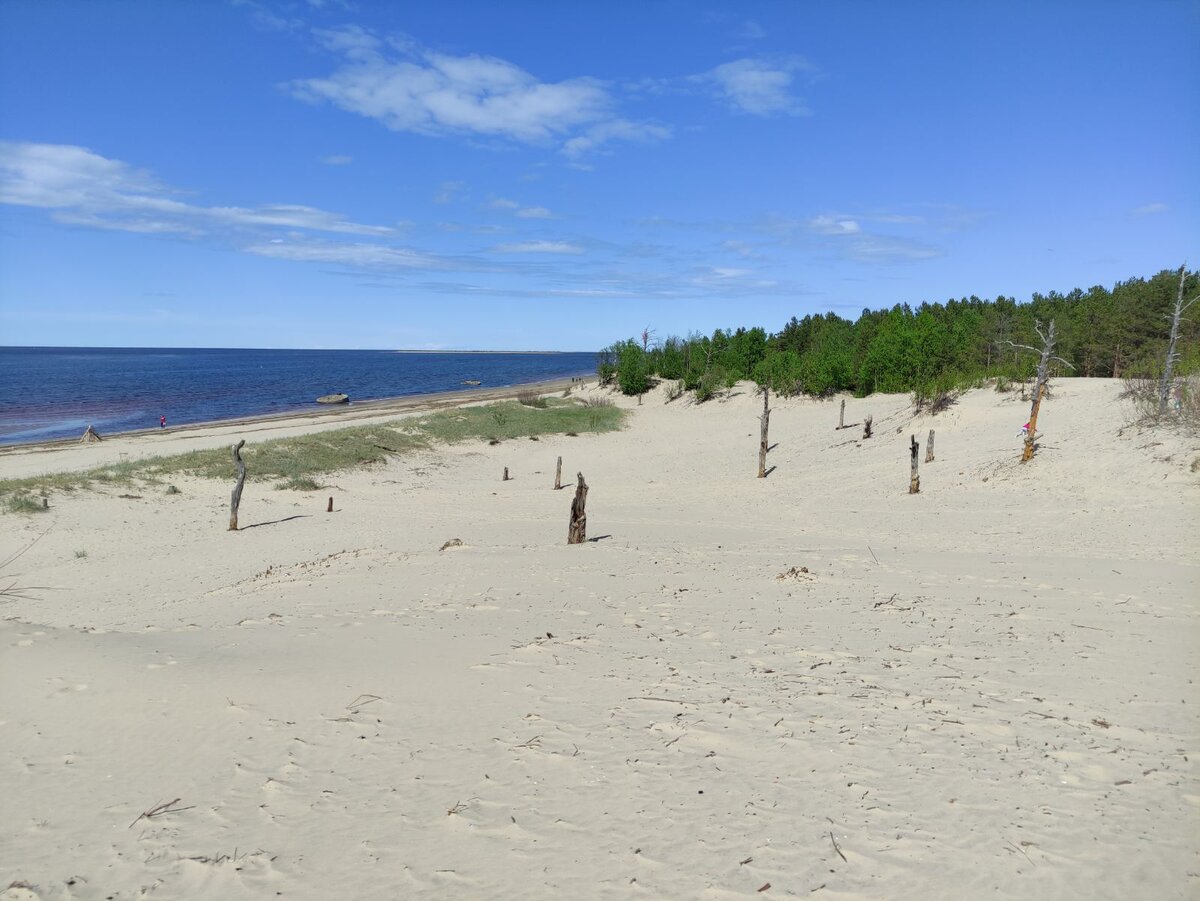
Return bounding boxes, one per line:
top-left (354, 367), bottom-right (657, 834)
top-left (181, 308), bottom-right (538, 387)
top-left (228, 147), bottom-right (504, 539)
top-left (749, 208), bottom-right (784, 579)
top-left (160, 415), bottom-right (166, 429)
top-left (1018, 421), bottom-right (1030, 440)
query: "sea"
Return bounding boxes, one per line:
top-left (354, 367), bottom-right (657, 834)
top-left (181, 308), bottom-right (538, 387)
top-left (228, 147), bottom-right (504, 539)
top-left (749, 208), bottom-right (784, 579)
top-left (0, 347), bottom-right (598, 446)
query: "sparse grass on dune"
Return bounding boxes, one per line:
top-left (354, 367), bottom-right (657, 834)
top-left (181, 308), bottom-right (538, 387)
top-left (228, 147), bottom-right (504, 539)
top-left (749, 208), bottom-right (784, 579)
top-left (0, 399), bottom-right (626, 510)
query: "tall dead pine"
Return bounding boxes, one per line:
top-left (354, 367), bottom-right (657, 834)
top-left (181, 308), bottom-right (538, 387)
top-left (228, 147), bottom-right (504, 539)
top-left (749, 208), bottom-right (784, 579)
top-left (925, 429), bottom-right (935, 463)
top-left (228, 439), bottom-right (246, 531)
top-left (758, 387), bottom-right (771, 478)
top-left (909, 435), bottom-right (920, 494)
top-left (1159, 263), bottom-right (1199, 416)
top-left (567, 472), bottom-right (588, 544)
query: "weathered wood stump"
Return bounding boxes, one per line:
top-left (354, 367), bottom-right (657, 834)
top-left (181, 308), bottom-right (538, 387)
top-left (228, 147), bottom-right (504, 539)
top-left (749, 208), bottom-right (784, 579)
top-left (838, 398), bottom-right (845, 429)
top-left (326, 497), bottom-right (333, 513)
top-left (925, 429), bottom-right (935, 463)
top-left (229, 439), bottom-right (246, 530)
top-left (554, 456), bottom-right (563, 490)
top-left (863, 415), bottom-right (873, 439)
top-left (567, 472), bottom-right (588, 544)
top-left (909, 435), bottom-right (920, 494)
top-left (503, 466), bottom-right (510, 481)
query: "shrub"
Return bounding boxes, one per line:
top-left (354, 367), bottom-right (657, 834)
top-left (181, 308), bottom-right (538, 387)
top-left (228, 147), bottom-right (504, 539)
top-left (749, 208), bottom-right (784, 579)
top-left (665, 380), bottom-right (685, 402)
top-left (6, 493), bottom-right (47, 514)
top-left (517, 390), bottom-right (548, 408)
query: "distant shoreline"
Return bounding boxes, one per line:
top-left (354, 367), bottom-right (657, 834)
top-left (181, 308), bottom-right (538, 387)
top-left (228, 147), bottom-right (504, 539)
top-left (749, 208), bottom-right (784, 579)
top-left (391, 349), bottom-right (585, 355)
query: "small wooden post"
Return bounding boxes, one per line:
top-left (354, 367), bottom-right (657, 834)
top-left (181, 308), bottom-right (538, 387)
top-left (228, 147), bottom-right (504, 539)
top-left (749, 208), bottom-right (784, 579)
top-left (909, 435), bottom-right (920, 494)
top-left (838, 398), bottom-right (845, 429)
top-left (757, 386), bottom-right (770, 478)
top-left (229, 439), bottom-right (246, 530)
top-left (568, 472), bottom-right (588, 544)
top-left (554, 456), bottom-right (563, 490)
top-left (863, 415), bottom-right (873, 439)
top-left (925, 429), bottom-right (935, 463)
top-left (326, 497), bottom-right (333, 513)
top-left (503, 466), bottom-right (510, 481)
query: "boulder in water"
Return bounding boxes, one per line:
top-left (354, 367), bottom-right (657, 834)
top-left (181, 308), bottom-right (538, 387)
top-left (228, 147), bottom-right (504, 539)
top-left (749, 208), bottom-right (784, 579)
top-left (316, 393), bottom-right (350, 405)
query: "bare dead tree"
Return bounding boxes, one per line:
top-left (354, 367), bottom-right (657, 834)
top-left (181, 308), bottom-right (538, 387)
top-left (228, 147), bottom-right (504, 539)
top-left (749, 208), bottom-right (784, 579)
top-left (758, 386), bottom-right (771, 478)
top-left (1006, 319), bottom-right (1074, 462)
top-left (228, 439), bottom-right (246, 531)
top-left (1160, 263), bottom-right (1200, 416)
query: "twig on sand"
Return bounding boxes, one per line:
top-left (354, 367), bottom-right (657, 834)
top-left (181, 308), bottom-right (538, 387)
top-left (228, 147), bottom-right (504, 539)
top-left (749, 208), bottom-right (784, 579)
top-left (829, 831), bottom-right (847, 863)
top-left (627, 696), bottom-right (697, 706)
top-left (346, 694), bottom-right (381, 712)
top-left (129, 798), bottom-right (193, 829)
top-left (867, 545), bottom-right (880, 565)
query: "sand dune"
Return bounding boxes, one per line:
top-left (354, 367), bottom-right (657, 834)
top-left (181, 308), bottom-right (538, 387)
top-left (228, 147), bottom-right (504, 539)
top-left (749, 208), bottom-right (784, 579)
top-left (2, 379), bottom-right (1197, 900)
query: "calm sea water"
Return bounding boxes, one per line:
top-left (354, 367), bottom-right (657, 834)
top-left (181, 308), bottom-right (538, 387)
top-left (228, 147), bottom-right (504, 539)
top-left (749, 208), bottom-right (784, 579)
top-left (0, 347), bottom-right (598, 445)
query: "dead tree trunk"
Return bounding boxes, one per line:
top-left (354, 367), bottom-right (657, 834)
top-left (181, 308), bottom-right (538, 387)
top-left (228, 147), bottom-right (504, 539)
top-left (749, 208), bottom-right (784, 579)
top-left (925, 429), bottom-right (935, 463)
top-left (1159, 264), bottom-right (1198, 416)
top-left (326, 497), bottom-right (333, 513)
top-left (554, 456), bottom-right (563, 490)
top-left (567, 472), bottom-right (588, 544)
top-left (1007, 319), bottom-right (1073, 463)
top-left (863, 415), bottom-right (873, 439)
top-left (228, 439), bottom-right (246, 531)
top-left (909, 435), bottom-right (920, 494)
top-left (838, 398), bottom-right (845, 429)
top-left (503, 466), bottom-right (510, 481)
top-left (757, 387), bottom-right (770, 478)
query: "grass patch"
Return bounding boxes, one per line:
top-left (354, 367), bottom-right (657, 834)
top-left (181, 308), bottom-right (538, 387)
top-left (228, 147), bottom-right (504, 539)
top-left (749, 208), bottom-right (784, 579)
top-left (0, 399), bottom-right (626, 511)
top-left (517, 389), bottom-right (548, 408)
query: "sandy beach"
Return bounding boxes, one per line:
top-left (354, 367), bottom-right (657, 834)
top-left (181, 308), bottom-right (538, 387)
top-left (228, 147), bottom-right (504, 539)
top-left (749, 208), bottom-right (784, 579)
top-left (1, 378), bottom-right (1197, 900)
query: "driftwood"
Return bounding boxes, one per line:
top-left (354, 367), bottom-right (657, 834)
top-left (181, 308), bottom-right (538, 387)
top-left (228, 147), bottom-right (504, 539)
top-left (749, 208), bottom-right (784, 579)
top-left (80, 424), bottom-right (102, 443)
top-left (925, 429), bottom-right (935, 463)
top-left (758, 387), bottom-right (770, 478)
top-left (555, 456), bottom-right (562, 490)
top-left (863, 415), bottom-right (873, 439)
top-left (228, 439), bottom-right (246, 531)
top-left (567, 472), bottom-right (588, 544)
top-left (909, 435), bottom-right (920, 494)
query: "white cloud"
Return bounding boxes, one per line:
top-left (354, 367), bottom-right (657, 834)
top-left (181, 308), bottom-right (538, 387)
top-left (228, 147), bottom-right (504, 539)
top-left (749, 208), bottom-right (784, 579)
top-left (245, 239), bottom-right (439, 268)
top-left (516, 206), bottom-right (554, 219)
top-left (320, 154), bottom-right (353, 165)
top-left (292, 28), bottom-right (668, 158)
top-left (561, 119), bottom-right (671, 158)
top-left (808, 215), bottom-right (860, 235)
top-left (1133, 202), bottom-right (1168, 216)
top-left (737, 20), bottom-right (767, 40)
top-left (699, 57), bottom-right (814, 116)
top-left (493, 240), bottom-right (583, 254)
top-left (292, 31), bottom-right (611, 143)
top-left (845, 235), bottom-right (940, 263)
top-left (0, 141), bottom-right (393, 237)
top-left (487, 197), bottom-right (520, 210)
top-left (433, 180), bottom-right (465, 203)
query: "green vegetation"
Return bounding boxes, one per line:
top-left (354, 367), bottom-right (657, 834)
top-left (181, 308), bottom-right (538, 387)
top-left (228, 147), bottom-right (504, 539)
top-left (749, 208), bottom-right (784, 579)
top-left (0, 398), bottom-right (625, 511)
top-left (600, 267), bottom-right (1200, 401)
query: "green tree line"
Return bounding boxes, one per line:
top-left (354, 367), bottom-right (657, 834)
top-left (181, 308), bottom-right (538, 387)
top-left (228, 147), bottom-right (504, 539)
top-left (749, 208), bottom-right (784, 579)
top-left (598, 267), bottom-right (1200, 400)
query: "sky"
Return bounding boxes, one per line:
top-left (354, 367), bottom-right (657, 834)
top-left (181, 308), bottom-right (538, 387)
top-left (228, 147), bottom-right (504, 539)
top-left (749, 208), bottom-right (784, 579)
top-left (0, 0), bottom-right (1197, 351)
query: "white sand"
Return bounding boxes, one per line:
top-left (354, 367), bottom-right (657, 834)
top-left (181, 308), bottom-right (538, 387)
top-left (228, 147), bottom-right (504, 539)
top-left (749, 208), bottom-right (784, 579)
top-left (2, 379), bottom-right (1197, 900)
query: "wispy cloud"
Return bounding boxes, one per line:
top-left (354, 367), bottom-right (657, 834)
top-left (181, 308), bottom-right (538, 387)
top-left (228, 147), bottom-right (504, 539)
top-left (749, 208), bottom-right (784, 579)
top-left (289, 26), bottom-right (669, 158)
top-left (516, 206), bottom-right (554, 219)
top-left (1133, 202), bottom-right (1167, 216)
top-left (245, 238), bottom-right (441, 268)
top-left (433, 180), bottom-right (465, 203)
top-left (808, 215), bottom-right (860, 235)
top-left (320, 154), bottom-right (353, 165)
top-left (698, 56), bottom-right (816, 116)
top-left (737, 20), bottom-right (767, 40)
top-left (0, 141), bottom-right (393, 237)
top-left (493, 240), bottom-right (583, 254)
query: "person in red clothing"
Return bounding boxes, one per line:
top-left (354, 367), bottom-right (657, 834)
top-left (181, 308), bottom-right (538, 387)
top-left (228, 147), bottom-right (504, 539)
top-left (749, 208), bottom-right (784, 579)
top-left (160, 415), bottom-right (166, 429)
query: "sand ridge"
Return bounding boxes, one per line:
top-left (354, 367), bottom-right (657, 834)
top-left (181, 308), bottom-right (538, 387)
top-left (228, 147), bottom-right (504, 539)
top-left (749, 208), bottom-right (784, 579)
top-left (1, 379), bottom-right (1197, 899)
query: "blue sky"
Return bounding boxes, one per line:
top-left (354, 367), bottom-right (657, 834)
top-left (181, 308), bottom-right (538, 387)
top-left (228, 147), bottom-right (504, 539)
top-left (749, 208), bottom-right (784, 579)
top-left (1, 0), bottom-right (1197, 350)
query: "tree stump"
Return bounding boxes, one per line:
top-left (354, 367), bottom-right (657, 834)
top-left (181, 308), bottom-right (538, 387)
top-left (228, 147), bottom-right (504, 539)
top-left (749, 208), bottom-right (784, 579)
top-left (229, 439), bottom-right (246, 530)
top-left (503, 466), bottom-right (510, 481)
top-left (838, 398), bottom-right (845, 429)
top-left (326, 497), bottom-right (333, 513)
top-left (863, 415), bottom-right (873, 439)
top-left (758, 387), bottom-right (770, 478)
top-left (925, 429), bottom-right (935, 463)
top-left (554, 456), bottom-right (563, 490)
top-left (567, 472), bottom-right (588, 544)
top-left (909, 435), bottom-right (920, 494)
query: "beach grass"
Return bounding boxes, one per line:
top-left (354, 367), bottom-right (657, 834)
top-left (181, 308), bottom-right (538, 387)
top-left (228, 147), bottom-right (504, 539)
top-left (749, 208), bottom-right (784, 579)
top-left (0, 399), bottom-right (625, 507)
